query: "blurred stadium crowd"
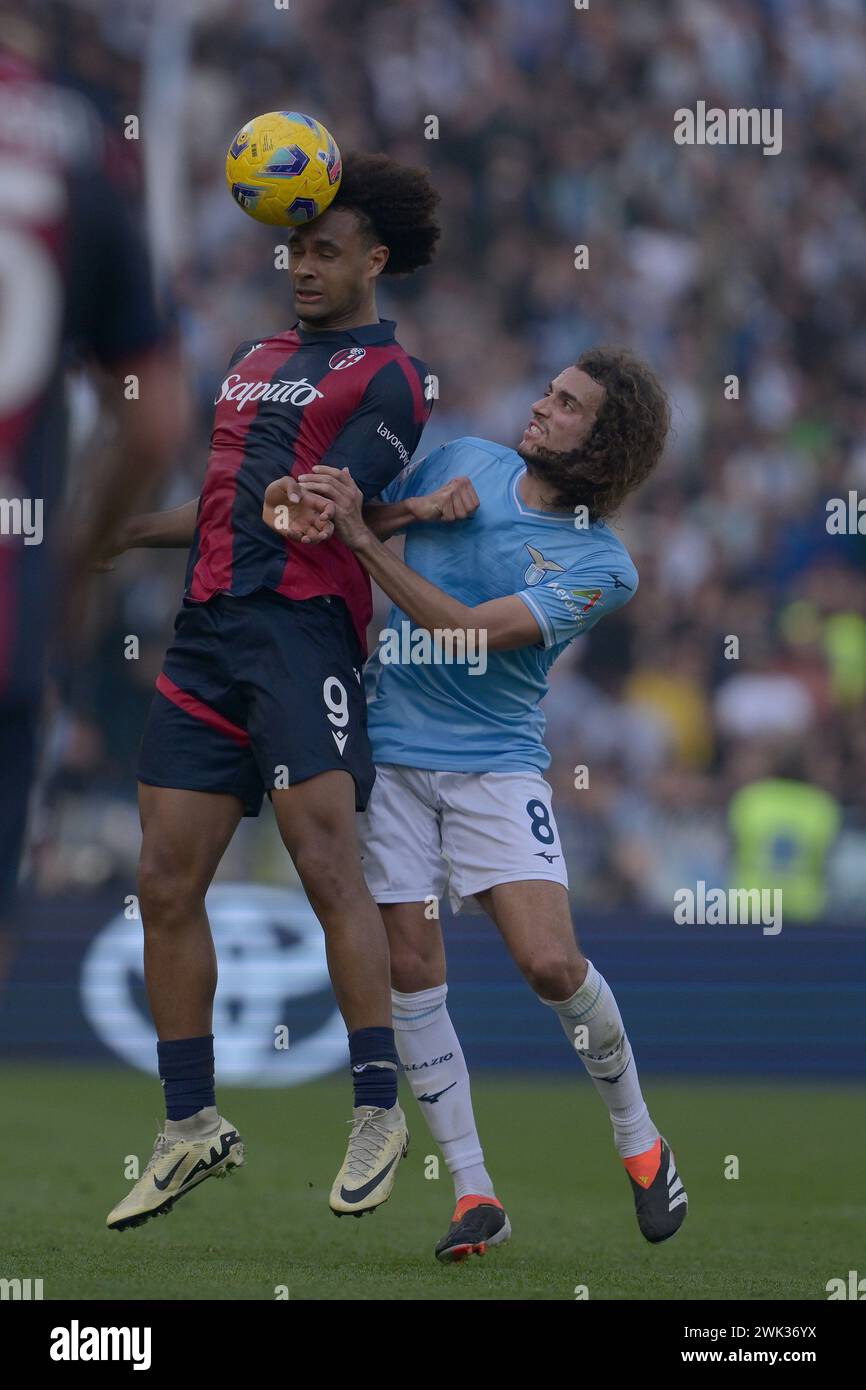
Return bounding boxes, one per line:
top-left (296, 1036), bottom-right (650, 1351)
top-left (29, 0), bottom-right (866, 919)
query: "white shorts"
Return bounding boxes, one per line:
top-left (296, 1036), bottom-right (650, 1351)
top-left (357, 764), bottom-right (569, 914)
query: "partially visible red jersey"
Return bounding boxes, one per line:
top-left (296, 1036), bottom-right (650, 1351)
top-left (0, 48), bottom-right (164, 701)
top-left (185, 322), bottom-right (432, 652)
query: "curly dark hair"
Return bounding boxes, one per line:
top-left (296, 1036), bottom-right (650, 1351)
top-left (531, 348), bottom-right (670, 520)
top-left (332, 152), bottom-right (441, 275)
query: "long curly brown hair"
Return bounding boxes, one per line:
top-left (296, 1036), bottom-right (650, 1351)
top-left (539, 347), bottom-right (670, 519)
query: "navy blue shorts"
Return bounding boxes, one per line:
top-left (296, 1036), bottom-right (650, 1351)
top-left (138, 590), bottom-right (375, 815)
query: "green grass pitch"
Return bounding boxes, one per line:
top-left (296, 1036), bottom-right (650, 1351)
top-left (3, 1064), bottom-right (864, 1301)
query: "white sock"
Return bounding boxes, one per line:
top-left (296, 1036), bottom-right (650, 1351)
top-left (392, 984), bottom-right (495, 1201)
top-left (540, 960), bottom-right (659, 1159)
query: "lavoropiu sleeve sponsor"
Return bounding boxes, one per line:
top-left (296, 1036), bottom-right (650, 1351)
top-left (516, 555), bottom-right (639, 649)
top-left (318, 356), bottom-right (431, 500)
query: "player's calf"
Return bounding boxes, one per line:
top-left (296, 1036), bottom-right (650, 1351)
top-left (273, 777), bottom-right (409, 1213)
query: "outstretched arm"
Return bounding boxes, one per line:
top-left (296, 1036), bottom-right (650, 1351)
top-left (296, 466), bottom-right (541, 651)
top-left (93, 497), bottom-right (199, 569)
top-left (123, 498), bottom-right (200, 549)
top-left (100, 477), bottom-right (338, 567)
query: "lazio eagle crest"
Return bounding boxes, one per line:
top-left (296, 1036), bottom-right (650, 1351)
top-left (524, 543), bottom-right (566, 586)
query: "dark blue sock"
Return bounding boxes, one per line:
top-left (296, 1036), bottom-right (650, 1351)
top-left (157, 1034), bottom-right (215, 1121)
top-left (348, 1026), bottom-right (398, 1111)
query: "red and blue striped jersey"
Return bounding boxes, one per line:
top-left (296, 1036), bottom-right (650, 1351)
top-left (185, 320), bottom-right (431, 652)
top-left (0, 48), bottom-right (166, 701)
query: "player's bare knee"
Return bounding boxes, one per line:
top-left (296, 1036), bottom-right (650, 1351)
top-left (521, 948), bottom-right (582, 1001)
top-left (137, 856), bottom-right (203, 929)
top-left (390, 945), bottom-right (442, 994)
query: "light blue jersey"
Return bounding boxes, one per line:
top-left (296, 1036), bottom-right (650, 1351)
top-left (365, 437), bottom-right (639, 772)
